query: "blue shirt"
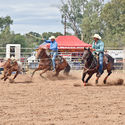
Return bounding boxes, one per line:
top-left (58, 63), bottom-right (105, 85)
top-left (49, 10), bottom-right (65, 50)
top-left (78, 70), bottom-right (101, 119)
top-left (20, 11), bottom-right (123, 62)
top-left (45, 40), bottom-right (58, 51)
top-left (92, 40), bottom-right (104, 54)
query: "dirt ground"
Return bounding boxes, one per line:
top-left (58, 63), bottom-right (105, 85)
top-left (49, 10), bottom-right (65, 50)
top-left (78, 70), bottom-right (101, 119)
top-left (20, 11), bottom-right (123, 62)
top-left (0, 70), bottom-right (125, 125)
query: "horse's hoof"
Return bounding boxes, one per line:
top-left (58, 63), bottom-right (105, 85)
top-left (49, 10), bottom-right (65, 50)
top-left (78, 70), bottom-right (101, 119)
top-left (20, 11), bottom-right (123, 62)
top-left (96, 80), bottom-right (98, 84)
top-left (103, 80), bottom-right (106, 84)
top-left (83, 82), bottom-right (86, 86)
top-left (9, 79), bottom-right (14, 83)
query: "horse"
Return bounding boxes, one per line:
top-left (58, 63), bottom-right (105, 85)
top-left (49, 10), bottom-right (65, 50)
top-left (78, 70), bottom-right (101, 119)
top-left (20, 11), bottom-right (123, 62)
top-left (31, 47), bottom-right (71, 78)
top-left (82, 48), bottom-right (114, 86)
top-left (1, 58), bottom-right (22, 81)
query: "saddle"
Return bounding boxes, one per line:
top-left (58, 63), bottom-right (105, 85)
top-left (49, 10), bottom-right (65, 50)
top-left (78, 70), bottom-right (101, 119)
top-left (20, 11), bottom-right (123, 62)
top-left (94, 52), bottom-right (109, 65)
top-left (49, 56), bottom-right (64, 70)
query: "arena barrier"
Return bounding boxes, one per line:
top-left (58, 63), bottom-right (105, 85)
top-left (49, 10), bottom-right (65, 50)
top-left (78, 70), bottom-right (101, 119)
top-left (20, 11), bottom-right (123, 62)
top-left (0, 47), bottom-right (124, 71)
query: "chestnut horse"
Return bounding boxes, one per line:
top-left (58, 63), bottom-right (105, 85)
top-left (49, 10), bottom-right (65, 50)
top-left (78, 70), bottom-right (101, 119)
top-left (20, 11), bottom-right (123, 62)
top-left (31, 47), bottom-right (70, 77)
top-left (82, 48), bottom-right (114, 86)
top-left (1, 58), bottom-right (22, 81)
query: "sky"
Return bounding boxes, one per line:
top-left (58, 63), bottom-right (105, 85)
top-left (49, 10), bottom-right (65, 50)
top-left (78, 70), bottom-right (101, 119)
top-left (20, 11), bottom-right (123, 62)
top-left (0, 0), bottom-right (109, 35)
top-left (0, 0), bottom-right (64, 35)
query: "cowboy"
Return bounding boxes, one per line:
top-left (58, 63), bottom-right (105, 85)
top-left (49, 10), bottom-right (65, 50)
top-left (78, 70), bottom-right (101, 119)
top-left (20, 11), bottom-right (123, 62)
top-left (44, 36), bottom-right (58, 71)
top-left (92, 34), bottom-right (104, 77)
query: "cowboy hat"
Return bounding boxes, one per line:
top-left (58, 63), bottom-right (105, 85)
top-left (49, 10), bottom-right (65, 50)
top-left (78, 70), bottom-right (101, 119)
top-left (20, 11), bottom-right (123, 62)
top-left (49, 36), bottom-right (56, 40)
top-left (93, 34), bottom-right (101, 40)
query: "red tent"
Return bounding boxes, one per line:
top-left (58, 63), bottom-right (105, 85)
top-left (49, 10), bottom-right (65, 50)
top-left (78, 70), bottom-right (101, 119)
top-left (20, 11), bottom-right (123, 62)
top-left (40, 35), bottom-right (91, 49)
top-left (56, 36), bottom-right (91, 49)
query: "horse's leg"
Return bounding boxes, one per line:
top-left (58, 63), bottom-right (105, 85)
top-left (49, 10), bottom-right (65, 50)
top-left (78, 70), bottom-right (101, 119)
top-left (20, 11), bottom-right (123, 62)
top-left (1, 74), bottom-right (6, 80)
top-left (82, 72), bottom-right (87, 86)
top-left (54, 69), bottom-right (60, 77)
top-left (3, 73), bottom-right (8, 81)
top-left (12, 71), bottom-right (19, 80)
top-left (95, 76), bottom-right (100, 84)
top-left (40, 67), bottom-right (50, 78)
top-left (85, 74), bottom-right (93, 84)
top-left (4, 71), bottom-right (11, 81)
top-left (31, 67), bottom-right (41, 77)
top-left (103, 71), bottom-right (112, 84)
top-left (1, 70), bottom-right (7, 80)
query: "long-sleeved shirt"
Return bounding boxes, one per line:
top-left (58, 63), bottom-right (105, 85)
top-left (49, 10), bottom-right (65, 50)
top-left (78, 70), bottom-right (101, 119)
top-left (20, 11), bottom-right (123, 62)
top-left (92, 40), bottom-right (104, 55)
top-left (45, 40), bottom-right (58, 51)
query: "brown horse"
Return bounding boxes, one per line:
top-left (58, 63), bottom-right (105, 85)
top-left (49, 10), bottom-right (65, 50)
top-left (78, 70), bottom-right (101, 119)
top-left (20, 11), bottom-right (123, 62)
top-left (1, 58), bottom-right (22, 81)
top-left (82, 48), bottom-right (114, 86)
top-left (31, 47), bottom-right (70, 78)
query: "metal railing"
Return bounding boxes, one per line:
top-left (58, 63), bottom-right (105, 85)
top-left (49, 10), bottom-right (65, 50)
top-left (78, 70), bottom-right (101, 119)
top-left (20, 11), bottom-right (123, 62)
top-left (0, 47), bottom-right (124, 71)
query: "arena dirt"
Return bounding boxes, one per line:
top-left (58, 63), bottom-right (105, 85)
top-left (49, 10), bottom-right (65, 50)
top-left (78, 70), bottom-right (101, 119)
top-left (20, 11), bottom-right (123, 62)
top-left (0, 70), bottom-right (125, 125)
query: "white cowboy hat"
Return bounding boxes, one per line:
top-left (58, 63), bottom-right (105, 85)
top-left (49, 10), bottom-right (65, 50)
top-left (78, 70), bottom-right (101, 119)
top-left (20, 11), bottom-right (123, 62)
top-left (49, 36), bottom-right (56, 40)
top-left (93, 34), bottom-right (101, 40)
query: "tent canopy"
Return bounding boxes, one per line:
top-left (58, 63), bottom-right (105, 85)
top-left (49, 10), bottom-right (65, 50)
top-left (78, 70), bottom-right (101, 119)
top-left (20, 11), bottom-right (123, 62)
top-left (40, 35), bottom-right (91, 49)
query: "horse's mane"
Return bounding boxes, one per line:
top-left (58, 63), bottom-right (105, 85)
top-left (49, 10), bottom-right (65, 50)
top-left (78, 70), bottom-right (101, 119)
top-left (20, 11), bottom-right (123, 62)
top-left (38, 48), bottom-right (50, 59)
top-left (83, 49), bottom-right (97, 69)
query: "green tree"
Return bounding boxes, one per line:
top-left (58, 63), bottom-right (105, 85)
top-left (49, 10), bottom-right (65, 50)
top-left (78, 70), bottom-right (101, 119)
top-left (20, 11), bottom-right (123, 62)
top-left (26, 32), bottom-right (42, 46)
top-left (42, 32), bottom-right (63, 40)
top-left (60, 0), bottom-right (88, 36)
top-left (101, 0), bottom-right (125, 47)
top-left (0, 26), bottom-right (14, 47)
top-left (81, 0), bottom-right (104, 43)
top-left (12, 34), bottom-right (27, 48)
top-left (0, 16), bottom-right (13, 32)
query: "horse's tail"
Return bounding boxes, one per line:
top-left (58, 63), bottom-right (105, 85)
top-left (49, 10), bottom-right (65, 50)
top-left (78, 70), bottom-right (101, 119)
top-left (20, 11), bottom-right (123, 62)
top-left (105, 54), bottom-right (114, 70)
top-left (64, 63), bottom-right (71, 75)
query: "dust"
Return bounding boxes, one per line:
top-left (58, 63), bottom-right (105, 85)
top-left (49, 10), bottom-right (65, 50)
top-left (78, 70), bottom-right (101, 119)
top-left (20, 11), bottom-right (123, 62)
top-left (107, 78), bottom-right (124, 86)
top-left (24, 75), bottom-right (33, 83)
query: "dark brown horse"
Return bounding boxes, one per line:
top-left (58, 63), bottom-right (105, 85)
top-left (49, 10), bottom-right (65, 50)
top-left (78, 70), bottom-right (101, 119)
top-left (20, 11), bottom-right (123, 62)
top-left (31, 47), bottom-right (70, 77)
top-left (1, 58), bottom-right (22, 81)
top-left (82, 48), bottom-right (114, 86)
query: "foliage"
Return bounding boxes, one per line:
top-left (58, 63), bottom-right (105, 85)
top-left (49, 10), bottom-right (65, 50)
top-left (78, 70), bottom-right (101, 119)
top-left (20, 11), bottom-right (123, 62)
top-left (101, 0), bottom-right (125, 47)
top-left (1, 0), bottom-right (125, 49)
top-left (42, 32), bottom-right (63, 40)
top-left (60, 0), bottom-right (88, 36)
top-left (81, 0), bottom-right (104, 43)
top-left (0, 16), bottom-right (13, 32)
top-left (60, 0), bottom-right (125, 48)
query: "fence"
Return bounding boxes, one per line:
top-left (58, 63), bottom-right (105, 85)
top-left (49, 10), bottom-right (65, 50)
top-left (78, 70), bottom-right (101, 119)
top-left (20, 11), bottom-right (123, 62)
top-left (0, 47), bottom-right (125, 71)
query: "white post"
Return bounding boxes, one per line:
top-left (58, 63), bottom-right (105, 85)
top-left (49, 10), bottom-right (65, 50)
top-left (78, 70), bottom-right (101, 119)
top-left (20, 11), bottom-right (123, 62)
top-left (6, 44), bottom-right (21, 60)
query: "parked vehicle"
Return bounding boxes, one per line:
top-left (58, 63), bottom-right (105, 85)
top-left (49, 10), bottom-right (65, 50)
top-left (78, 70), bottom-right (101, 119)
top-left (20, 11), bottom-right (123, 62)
top-left (27, 51), bottom-right (39, 69)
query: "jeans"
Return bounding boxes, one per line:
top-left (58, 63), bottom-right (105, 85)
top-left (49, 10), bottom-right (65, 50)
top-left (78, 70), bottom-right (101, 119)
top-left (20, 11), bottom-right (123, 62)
top-left (51, 51), bottom-right (58, 70)
top-left (98, 52), bottom-right (104, 74)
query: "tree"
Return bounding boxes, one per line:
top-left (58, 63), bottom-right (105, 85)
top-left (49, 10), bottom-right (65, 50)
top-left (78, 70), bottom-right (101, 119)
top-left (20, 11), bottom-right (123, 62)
top-left (42, 32), bottom-right (63, 40)
top-left (0, 26), bottom-right (14, 47)
top-left (81, 0), bottom-right (104, 43)
top-left (60, 0), bottom-right (88, 36)
top-left (12, 34), bottom-right (27, 48)
top-left (26, 32), bottom-right (42, 46)
top-left (0, 16), bottom-right (13, 32)
top-left (101, 0), bottom-right (125, 47)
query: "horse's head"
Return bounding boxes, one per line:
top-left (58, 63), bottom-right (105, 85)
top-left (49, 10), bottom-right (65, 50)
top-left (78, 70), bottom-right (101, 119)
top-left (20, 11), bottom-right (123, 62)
top-left (36, 47), bottom-right (46, 59)
top-left (82, 48), bottom-right (92, 60)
